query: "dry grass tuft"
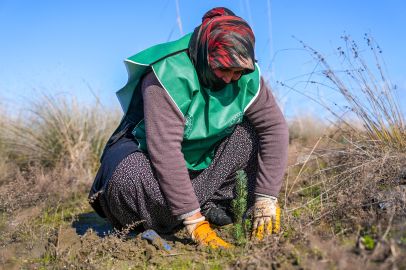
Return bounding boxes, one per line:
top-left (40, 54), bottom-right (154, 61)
top-left (287, 111), bottom-right (330, 143)
top-left (284, 33), bottom-right (405, 153)
top-left (0, 91), bottom-right (121, 221)
top-left (5, 93), bottom-right (121, 172)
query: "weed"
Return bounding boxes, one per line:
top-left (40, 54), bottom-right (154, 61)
top-left (364, 235), bottom-right (374, 250)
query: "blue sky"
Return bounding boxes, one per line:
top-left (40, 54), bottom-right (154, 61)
top-left (1, 0), bottom-right (405, 118)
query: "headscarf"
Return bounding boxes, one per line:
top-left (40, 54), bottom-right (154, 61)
top-left (189, 7), bottom-right (256, 91)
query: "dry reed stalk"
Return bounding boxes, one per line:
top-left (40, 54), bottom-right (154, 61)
top-left (283, 33), bottom-right (405, 153)
top-left (287, 136), bottom-right (323, 200)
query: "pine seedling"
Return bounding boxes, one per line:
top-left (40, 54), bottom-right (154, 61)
top-left (230, 170), bottom-right (249, 244)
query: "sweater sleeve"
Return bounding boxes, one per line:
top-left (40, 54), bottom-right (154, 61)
top-left (244, 77), bottom-right (289, 197)
top-left (141, 71), bottom-right (201, 216)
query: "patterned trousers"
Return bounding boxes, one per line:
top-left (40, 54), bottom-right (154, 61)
top-left (99, 117), bottom-right (259, 233)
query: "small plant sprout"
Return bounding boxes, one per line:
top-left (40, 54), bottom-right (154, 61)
top-left (230, 170), bottom-right (251, 244)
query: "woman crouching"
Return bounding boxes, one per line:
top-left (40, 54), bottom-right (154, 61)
top-left (89, 7), bottom-right (289, 248)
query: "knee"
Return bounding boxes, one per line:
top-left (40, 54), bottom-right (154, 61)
top-left (232, 117), bottom-right (259, 153)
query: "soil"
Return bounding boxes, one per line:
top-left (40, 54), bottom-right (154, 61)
top-left (43, 213), bottom-right (237, 268)
top-left (3, 207), bottom-right (406, 269)
top-left (47, 212), bottom-right (406, 269)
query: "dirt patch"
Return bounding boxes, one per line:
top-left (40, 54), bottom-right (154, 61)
top-left (46, 222), bottom-right (237, 268)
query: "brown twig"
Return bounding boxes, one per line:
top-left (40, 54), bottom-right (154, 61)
top-left (287, 136), bottom-right (323, 200)
top-left (166, 253), bottom-right (185, 256)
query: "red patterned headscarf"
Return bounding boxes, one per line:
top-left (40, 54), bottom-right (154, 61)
top-left (189, 7), bottom-right (256, 91)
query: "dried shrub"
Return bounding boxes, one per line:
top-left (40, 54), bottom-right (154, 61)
top-left (0, 160), bottom-right (91, 213)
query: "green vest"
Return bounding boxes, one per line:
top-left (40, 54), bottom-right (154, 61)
top-left (116, 33), bottom-right (261, 170)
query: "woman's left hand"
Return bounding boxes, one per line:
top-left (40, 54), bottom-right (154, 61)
top-left (252, 196), bottom-right (280, 241)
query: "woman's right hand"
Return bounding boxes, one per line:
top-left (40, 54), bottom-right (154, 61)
top-left (183, 212), bottom-right (231, 248)
top-left (191, 220), bottom-right (231, 248)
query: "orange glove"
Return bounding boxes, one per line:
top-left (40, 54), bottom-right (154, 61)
top-left (184, 218), bottom-right (230, 248)
top-left (252, 196), bottom-right (280, 241)
top-left (193, 221), bottom-right (231, 248)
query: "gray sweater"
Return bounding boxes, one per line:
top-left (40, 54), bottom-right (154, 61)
top-left (141, 71), bottom-right (289, 217)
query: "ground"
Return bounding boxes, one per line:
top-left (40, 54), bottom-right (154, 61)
top-left (1, 141), bottom-right (406, 269)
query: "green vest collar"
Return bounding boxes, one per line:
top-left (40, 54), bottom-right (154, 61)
top-left (116, 33), bottom-right (193, 114)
